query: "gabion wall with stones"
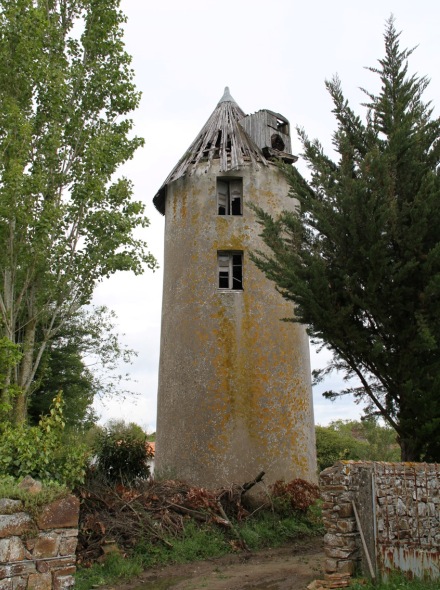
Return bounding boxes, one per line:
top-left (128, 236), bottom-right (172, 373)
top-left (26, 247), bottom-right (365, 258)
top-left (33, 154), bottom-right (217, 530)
top-left (320, 461), bottom-right (440, 580)
top-left (0, 495), bottom-right (79, 590)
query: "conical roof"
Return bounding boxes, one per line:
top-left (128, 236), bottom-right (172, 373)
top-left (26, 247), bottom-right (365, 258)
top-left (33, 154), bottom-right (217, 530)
top-left (153, 88), bottom-right (268, 214)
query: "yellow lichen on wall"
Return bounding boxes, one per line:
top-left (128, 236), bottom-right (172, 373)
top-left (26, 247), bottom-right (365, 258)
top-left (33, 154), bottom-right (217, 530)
top-left (156, 163), bottom-right (317, 488)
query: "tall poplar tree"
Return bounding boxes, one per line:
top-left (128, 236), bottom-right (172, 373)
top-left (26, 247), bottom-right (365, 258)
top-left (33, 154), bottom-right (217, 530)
top-left (0, 0), bottom-right (156, 422)
top-left (252, 19), bottom-right (440, 461)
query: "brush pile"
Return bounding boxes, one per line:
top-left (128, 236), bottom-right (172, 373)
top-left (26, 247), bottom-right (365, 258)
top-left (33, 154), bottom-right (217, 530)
top-left (76, 472), bottom-right (268, 564)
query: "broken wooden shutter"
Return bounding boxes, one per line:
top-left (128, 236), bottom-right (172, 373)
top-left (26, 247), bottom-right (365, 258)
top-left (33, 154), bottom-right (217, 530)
top-left (217, 180), bottom-right (228, 215)
top-left (232, 253), bottom-right (243, 289)
top-left (218, 253), bottom-right (230, 288)
top-left (229, 180), bottom-right (242, 215)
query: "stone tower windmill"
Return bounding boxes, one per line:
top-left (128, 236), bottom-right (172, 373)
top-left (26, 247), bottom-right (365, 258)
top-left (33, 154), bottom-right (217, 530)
top-left (153, 88), bottom-right (317, 488)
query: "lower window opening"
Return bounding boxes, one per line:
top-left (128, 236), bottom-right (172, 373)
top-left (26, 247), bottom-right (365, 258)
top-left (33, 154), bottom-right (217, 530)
top-left (218, 251), bottom-right (243, 290)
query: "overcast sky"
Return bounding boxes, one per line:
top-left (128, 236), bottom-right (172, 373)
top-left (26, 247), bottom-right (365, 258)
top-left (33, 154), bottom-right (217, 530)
top-left (92, 0), bottom-right (440, 432)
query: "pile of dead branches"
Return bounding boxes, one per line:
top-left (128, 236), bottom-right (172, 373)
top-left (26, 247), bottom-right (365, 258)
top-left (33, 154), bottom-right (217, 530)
top-left (76, 472), bottom-right (265, 565)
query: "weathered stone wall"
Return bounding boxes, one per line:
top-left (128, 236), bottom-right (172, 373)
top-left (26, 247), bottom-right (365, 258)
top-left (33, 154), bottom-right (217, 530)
top-left (0, 495), bottom-right (79, 590)
top-left (320, 461), bottom-right (440, 580)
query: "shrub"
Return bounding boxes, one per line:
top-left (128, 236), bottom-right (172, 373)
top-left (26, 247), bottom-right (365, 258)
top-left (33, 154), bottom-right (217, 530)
top-left (0, 393), bottom-right (88, 487)
top-left (91, 420), bottom-right (153, 484)
top-left (270, 479), bottom-right (320, 514)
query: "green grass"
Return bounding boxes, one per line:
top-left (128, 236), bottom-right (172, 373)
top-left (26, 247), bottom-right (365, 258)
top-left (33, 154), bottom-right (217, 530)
top-left (351, 573), bottom-right (440, 590)
top-left (74, 522), bottom-right (229, 590)
top-left (239, 509), bottom-right (323, 549)
top-left (75, 507), bottom-right (322, 589)
top-left (75, 510), bottom-right (440, 590)
top-left (74, 552), bottom-right (144, 590)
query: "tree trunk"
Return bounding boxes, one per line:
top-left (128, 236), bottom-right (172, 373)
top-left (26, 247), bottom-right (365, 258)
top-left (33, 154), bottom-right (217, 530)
top-left (13, 391), bottom-right (27, 425)
top-left (399, 437), bottom-right (421, 462)
top-left (15, 301), bottom-right (38, 424)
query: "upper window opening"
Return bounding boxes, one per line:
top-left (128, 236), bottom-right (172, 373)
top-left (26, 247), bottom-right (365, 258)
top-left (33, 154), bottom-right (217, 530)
top-left (276, 117), bottom-right (289, 135)
top-left (218, 251), bottom-right (243, 290)
top-left (217, 178), bottom-right (242, 216)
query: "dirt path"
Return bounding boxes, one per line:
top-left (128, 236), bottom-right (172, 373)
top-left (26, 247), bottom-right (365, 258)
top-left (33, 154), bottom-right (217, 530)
top-left (107, 537), bottom-right (325, 590)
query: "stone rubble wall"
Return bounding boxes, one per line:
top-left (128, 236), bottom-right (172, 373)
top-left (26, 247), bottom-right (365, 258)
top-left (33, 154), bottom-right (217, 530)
top-left (320, 461), bottom-right (440, 580)
top-left (0, 495), bottom-right (79, 590)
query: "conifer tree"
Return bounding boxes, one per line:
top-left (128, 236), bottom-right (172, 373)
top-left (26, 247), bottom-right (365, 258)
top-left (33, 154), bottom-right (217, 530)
top-left (252, 19), bottom-right (440, 461)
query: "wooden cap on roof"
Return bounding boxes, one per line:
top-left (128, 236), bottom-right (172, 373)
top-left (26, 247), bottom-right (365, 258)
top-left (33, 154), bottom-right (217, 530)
top-left (153, 88), bottom-right (268, 215)
top-left (153, 88), bottom-right (298, 215)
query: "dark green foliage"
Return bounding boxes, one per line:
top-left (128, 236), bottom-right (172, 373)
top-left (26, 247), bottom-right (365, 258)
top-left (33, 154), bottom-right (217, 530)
top-left (316, 419), bottom-right (400, 471)
top-left (252, 19), bottom-right (440, 461)
top-left (28, 341), bottom-right (96, 429)
top-left (92, 420), bottom-right (152, 484)
top-left (316, 426), bottom-right (365, 471)
top-left (28, 307), bottom-right (136, 429)
top-left (0, 393), bottom-right (88, 487)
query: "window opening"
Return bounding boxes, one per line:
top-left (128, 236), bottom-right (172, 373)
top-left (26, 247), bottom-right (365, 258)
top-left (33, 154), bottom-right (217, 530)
top-left (217, 178), bottom-right (242, 215)
top-left (218, 251), bottom-right (243, 290)
top-left (271, 133), bottom-right (285, 151)
top-left (276, 117), bottom-right (289, 135)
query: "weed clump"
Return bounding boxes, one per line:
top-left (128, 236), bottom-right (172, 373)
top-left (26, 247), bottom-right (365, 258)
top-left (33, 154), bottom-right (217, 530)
top-left (351, 572), bottom-right (440, 589)
top-left (0, 475), bottom-right (70, 517)
top-left (270, 478), bottom-right (320, 514)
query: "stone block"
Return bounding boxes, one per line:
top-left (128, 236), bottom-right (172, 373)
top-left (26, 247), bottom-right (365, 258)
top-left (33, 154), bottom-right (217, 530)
top-left (324, 558), bottom-right (338, 573)
top-left (0, 501), bottom-right (23, 515)
top-left (36, 497), bottom-right (79, 530)
top-left (0, 514), bottom-right (34, 539)
top-left (26, 538), bottom-right (36, 551)
top-left (323, 533), bottom-right (345, 548)
top-left (337, 560), bottom-right (355, 575)
top-left (336, 519), bottom-right (357, 533)
top-left (33, 533), bottom-right (60, 558)
top-left (338, 492), bottom-right (353, 503)
top-left (417, 503), bottom-right (427, 517)
top-left (38, 557), bottom-right (73, 572)
top-left (0, 562), bottom-right (36, 578)
top-left (398, 518), bottom-right (409, 531)
top-left (58, 537), bottom-right (77, 557)
top-left (51, 567), bottom-right (75, 578)
top-left (324, 485), bottom-right (349, 493)
top-left (27, 572), bottom-right (51, 590)
top-left (0, 579), bottom-right (12, 590)
top-left (53, 530), bottom-right (78, 538)
top-left (336, 503), bottom-right (353, 518)
top-left (321, 502), bottom-right (334, 510)
top-left (18, 477), bottom-right (43, 495)
top-left (428, 502), bottom-right (436, 516)
top-left (325, 546), bottom-right (356, 559)
top-left (52, 570), bottom-right (76, 590)
top-left (11, 577), bottom-right (27, 590)
top-left (36, 561), bottom-right (50, 574)
top-left (0, 539), bottom-right (9, 563)
top-left (0, 537), bottom-right (26, 563)
top-left (53, 575), bottom-right (75, 590)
